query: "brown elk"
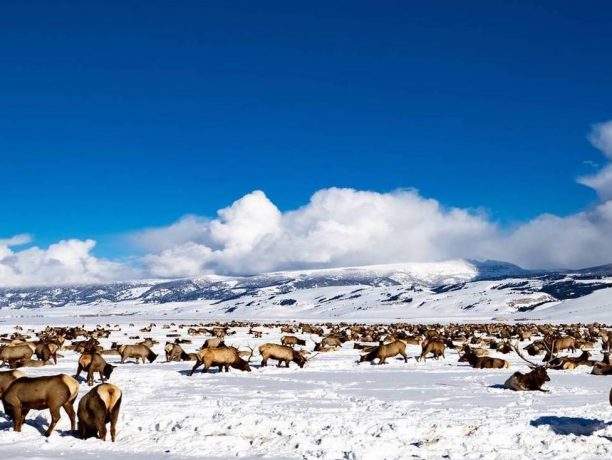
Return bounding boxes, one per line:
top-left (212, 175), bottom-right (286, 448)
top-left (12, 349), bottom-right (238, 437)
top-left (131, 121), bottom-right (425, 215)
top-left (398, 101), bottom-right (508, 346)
top-left (313, 336), bottom-right (344, 351)
top-left (281, 335), bottom-right (306, 348)
top-left (0, 369), bottom-right (24, 397)
top-left (0, 344), bottom-right (34, 366)
top-left (1, 374), bottom-right (79, 436)
top-left (77, 383), bottom-right (122, 442)
top-left (459, 347), bottom-right (509, 369)
top-left (359, 341), bottom-right (408, 365)
top-left (548, 351), bottom-right (595, 370)
top-left (118, 344), bottom-right (158, 364)
top-left (164, 342), bottom-right (191, 362)
top-left (35, 342), bottom-right (59, 364)
top-left (504, 343), bottom-right (551, 391)
top-left (201, 337), bottom-right (225, 349)
top-left (189, 347), bottom-right (251, 374)
top-left (418, 338), bottom-right (446, 362)
top-left (76, 353), bottom-right (115, 386)
top-left (259, 343), bottom-right (308, 368)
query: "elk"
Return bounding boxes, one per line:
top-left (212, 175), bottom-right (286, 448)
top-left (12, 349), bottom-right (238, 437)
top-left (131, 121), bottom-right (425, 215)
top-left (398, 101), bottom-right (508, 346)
top-left (548, 351), bottom-right (595, 370)
top-left (35, 342), bottom-right (59, 364)
top-left (459, 347), bottom-right (509, 369)
top-left (76, 353), bottom-right (115, 386)
top-left (359, 341), bottom-right (408, 365)
top-left (201, 337), bottom-right (225, 349)
top-left (164, 342), bottom-right (191, 362)
top-left (259, 343), bottom-right (308, 368)
top-left (504, 343), bottom-right (551, 391)
top-left (542, 336), bottom-right (576, 360)
top-left (118, 344), bottom-right (158, 364)
top-left (281, 335), bottom-right (306, 347)
top-left (418, 338), bottom-right (446, 362)
top-left (1, 374), bottom-right (79, 436)
top-left (0, 369), bottom-right (24, 397)
top-left (77, 383), bottom-right (122, 442)
top-left (0, 344), bottom-right (34, 366)
top-left (189, 347), bottom-right (251, 374)
top-left (313, 336), bottom-right (344, 351)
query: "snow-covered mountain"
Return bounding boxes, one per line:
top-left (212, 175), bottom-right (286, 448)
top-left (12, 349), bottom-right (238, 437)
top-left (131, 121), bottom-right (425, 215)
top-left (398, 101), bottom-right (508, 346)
top-left (0, 259), bottom-right (611, 322)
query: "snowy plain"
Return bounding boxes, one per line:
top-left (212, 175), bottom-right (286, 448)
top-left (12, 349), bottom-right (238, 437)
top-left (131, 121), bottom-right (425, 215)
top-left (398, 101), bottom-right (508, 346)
top-left (0, 313), bottom-right (610, 460)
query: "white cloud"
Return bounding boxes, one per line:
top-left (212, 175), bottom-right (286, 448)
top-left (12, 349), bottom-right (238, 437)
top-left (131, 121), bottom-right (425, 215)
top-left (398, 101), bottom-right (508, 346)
top-left (138, 187), bottom-right (497, 277)
top-left (578, 121), bottom-right (612, 201)
top-left (0, 238), bottom-right (135, 287)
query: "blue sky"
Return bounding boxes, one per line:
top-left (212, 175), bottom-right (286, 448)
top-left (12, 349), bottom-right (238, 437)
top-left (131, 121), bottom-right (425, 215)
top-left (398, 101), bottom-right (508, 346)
top-left (1, 1), bottom-right (612, 283)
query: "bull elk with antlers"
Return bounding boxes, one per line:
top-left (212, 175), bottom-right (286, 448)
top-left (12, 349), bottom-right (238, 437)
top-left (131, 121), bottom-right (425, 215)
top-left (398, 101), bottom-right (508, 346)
top-left (504, 343), bottom-right (551, 391)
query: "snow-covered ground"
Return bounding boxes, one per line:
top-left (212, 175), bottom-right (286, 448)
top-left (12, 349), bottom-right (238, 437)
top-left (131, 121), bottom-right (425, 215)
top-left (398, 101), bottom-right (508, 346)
top-left (0, 317), bottom-right (611, 460)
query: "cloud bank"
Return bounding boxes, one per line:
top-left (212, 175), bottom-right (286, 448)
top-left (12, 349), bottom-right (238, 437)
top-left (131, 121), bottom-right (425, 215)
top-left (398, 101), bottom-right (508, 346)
top-left (2, 120), bottom-right (612, 286)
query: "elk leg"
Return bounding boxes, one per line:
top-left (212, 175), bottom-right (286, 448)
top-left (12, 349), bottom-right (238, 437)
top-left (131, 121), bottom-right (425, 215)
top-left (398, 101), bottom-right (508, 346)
top-left (98, 420), bottom-right (107, 441)
top-left (99, 371), bottom-right (105, 383)
top-left (109, 407), bottom-right (119, 442)
top-left (285, 360), bottom-right (290, 368)
top-left (63, 401), bottom-right (76, 431)
top-left (87, 368), bottom-right (94, 386)
top-left (261, 358), bottom-right (267, 367)
top-left (189, 360), bottom-right (203, 376)
top-left (12, 406), bottom-right (23, 432)
top-left (75, 364), bottom-right (82, 379)
top-left (400, 351), bottom-right (408, 363)
top-left (45, 407), bottom-right (61, 437)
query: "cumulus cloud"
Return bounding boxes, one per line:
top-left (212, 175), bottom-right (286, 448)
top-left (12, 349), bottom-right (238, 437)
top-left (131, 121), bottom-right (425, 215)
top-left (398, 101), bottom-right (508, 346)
top-left (0, 238), bottom-right (135, 287)
top-left (136, 188), bottom-right (497, 277)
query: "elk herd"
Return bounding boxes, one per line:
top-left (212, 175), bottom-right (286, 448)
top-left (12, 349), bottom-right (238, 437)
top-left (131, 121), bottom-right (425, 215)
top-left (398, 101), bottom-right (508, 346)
top-left (0, 320), bottom-right (610, 443)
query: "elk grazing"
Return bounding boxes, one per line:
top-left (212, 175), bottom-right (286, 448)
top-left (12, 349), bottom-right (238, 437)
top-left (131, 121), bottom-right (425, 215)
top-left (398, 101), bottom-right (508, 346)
top-left (459, 347), bottom-right (509, 369)
top-left (76, 352), bottom-right (116, 386)
top-left (189, 347), bottom-right (251, 374)
top-left (1, 374), bottom-right (79, 436)
top-left (118, 344), bottom-right (158, 364)
top-left (504, 343), bottom-right (551, 391)
top-left (280, 335), bottom-right (306, 348)
top-left (359, 340), bottom-right (408, 365)
top-left (418, 338), bottom-right (446, 362)
top-left (77, 383), bottom-right (122, 442)
top-left (0, 369), bottom-right (24, 397)
top-left (259, 343), bottom-right (307, 368)
top-left (164, 342), bottom-right (191, 362)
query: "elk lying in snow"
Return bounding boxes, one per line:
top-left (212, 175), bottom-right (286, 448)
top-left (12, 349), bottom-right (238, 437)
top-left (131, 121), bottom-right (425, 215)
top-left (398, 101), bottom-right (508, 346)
top-left (591, 354), bottom-right (612, 375)
top-left (281, 335), bottom-right (306, 347)
top-left (1, 374), bottom-right (79, 436)
top-left (77, 383), bottom-right (122, 442)
top-left (459, 347), bottom-right (509, 369)
top-left (0, 344), bottom-right (34, 366)
top-left (0, 369), bottom-right (24, 397)
top-left (164, 342), bottom-right (192, 362)
top-left (548, 351), bottom-right (595, 370)
top-left (418, 339), bottom-right (446, 362)
top-left (76, 353), bottom-right (115, 386)
top-left (504, 344), bottom-right (551, 392)
top-left (359, 340), bottom-right (408, 364)
top-left (259, 343), bottom-right (307, 368)
top-left (118, 344), bottom-right (158, 364)
top-left (189, 347), bottom-right (251, 374)
top-left (9, 358), bottom-right (53, 368)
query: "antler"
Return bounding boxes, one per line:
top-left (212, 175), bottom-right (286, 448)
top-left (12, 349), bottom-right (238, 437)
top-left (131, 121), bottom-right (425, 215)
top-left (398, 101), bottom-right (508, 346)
top-left (511, 341), bottom-right (540, 368)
